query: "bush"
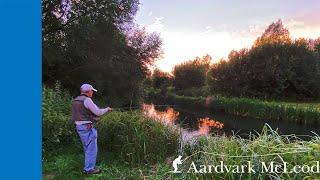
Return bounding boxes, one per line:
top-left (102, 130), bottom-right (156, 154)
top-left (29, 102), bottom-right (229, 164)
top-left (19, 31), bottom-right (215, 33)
top-left (42, 86), bottom-right (179, 164)
top-left (42, 85), bottom-right (78, 157)
top-left (97, 111), bottom-right (179, 165)
top-left (176, 86), bottom-right (210, 97)
top-left (173, 55), bottom-right (210, 90)
top-left (208, 29), bottom-right (320, 100)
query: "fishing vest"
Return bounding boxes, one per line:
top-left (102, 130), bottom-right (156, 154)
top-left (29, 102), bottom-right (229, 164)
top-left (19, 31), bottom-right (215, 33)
top-left (71, 94), bottom-right (98, 122)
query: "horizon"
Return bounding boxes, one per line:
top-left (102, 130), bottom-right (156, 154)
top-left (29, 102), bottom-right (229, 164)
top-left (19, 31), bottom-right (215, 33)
top-left (135, 0), bottom-right (320, 72)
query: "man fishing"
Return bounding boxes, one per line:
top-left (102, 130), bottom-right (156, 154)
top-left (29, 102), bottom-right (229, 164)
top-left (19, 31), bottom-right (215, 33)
top-left (71, 83), bottom-right (112, 175)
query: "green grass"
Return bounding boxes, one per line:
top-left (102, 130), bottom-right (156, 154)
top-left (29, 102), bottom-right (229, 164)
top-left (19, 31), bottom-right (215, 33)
top-left (163, 92), bottom-right (320, 125)
top-left (97, 111), bottom-right (179, 165)
top-left (181, 125), bottom-right (320, 179)
top-left (43, 86), bottom-right (320, 179)
top-left (43, 86), bottom-right (179, 164)
top-left (43, 125), bottom-right (320, 180)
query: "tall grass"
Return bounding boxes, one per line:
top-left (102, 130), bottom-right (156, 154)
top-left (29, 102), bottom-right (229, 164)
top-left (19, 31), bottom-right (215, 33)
top-left (43, 125), bottom-right (320, 179)
top-left (162, 92), bottom-right (320, 125)
top-left (43, 86), bottom-right (320, 179)
top-left (42, 86), bottom-right (179, 165)
top-left (215, 96), bottom-right (320, 124)
top-left (177, 125), bottom-right (320, 179)
top-left (96, 111), bottom-right (179, 165)
top-left (42, 85), bottom-right (78, 157)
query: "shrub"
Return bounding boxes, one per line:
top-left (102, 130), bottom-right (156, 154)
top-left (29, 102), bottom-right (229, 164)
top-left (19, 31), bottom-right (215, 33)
top-left (42, 85), bottom-right (78, 157)
top-left (42, 86), bottom-right (179, 164)
top-left (173, 55), bottom-right (211, 90)
top-left (97, 111), bottom-right (179, 165)
top-left (208, 23), bottom-right (320, 99)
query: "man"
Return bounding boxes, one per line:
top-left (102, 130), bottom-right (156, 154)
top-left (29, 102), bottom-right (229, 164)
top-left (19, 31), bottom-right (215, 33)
top-left (71, 83), bottom-right (112, 175)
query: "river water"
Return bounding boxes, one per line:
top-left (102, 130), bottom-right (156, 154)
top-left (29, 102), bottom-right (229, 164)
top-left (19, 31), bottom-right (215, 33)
top-left (141, 103), bottom-right (320, 141)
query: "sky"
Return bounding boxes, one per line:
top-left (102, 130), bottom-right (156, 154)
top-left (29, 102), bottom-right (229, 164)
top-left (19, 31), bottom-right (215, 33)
top-left (135, 0), bottom-right (320, 72)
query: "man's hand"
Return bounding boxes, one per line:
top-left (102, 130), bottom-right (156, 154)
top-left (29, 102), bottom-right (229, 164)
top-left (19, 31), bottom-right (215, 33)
top-left (107, 107), bottom-right (113, 111)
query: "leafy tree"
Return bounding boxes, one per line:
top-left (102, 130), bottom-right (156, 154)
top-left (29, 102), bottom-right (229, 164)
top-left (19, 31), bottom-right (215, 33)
top-left (254, 19), bottom-right (291, 46)
top-left (151, 69), bottom-right (172, 89)
top-left (173, 55), bottom-right (211, 91)
top-left (208, 20), bottom-right (320, 99)
top-left (42, 0), bottom-right (163, 106)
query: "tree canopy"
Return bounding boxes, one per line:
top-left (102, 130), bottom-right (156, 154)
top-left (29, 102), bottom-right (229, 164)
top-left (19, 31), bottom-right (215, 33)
top-left (208, 20), bottom-right (320, 99)
top-left (42, 0), bottom-right (163, 106)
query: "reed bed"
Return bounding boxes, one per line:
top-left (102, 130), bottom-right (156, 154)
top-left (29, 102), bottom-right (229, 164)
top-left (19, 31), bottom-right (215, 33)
top-left (164, 92), bottom-right (320, 125)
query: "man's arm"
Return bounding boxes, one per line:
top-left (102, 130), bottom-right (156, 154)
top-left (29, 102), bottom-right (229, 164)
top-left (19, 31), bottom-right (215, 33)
top-left (84, 98), bottom-right (110, 116)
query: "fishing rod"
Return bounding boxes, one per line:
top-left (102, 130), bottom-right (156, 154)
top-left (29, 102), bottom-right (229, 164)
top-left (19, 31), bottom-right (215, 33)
top-left (111, 104), bottom-right (178, 111)
top-left (94, 92), bottom-right (177, 110)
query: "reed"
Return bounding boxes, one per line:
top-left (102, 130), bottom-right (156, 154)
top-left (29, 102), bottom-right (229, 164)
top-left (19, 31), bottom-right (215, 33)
top-left (163, 92), bottom-right (320, 124)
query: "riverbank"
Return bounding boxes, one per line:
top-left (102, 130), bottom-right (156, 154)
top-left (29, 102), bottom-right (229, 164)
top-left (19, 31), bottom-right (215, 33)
top-left (43, 126), bottom-right (320, 179)
top-left (160, 92), bottom-right (320, 125)
top-left (43, 87), bottom-right (320, 179)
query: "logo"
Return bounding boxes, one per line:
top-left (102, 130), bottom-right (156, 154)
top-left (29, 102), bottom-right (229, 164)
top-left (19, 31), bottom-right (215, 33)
top-left (172, 155), bottom-right (183, 173)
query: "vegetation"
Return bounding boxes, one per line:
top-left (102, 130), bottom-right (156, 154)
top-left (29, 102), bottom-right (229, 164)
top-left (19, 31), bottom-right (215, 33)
top-left (213, 96), bottom-right (320, 124)
top-left (97, 111), bottom-right (179, 165)
top-left (43, 88), bottom-right (320, 179)
top-left (42, 83), bottom-right (77, 156)
top-left (43, 0), bottom-right (162, 106)
top-left (42, 86), bottom-right (179, 163)
top-left (173, 55), bottom-right (211, 91)
top-left (208, 20), bottom-right (320, 100)
top-left (181, 126), bottom-right (320, 179)
top-left (151, 92), bottom-right (320, 125)
top-left (42, 2), bottom-right (320, 178)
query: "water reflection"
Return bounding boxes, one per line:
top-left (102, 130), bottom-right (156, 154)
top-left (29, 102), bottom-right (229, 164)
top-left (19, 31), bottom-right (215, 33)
top-left (142, 103), bottom-right (320, 141)
top-left (142, 104), bottom-right (179, 126)
top-left (142, 104), bottom-right (225, 142)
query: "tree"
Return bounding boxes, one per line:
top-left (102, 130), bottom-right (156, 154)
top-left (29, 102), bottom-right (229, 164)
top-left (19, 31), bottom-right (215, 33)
top-left (151, 68), bottom-right (172, 89)
top-left (42, 0), bottom-right (163, 106)
top-left (208, 20), bottom-right (320, 99)
top-left (173, 55), bottom-right (211, 90)
top-left (254, 19), bottom-right (291, 47)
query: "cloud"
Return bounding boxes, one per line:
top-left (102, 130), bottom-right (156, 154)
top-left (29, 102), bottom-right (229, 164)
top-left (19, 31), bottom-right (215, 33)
top-left (146, 17), bottom-right (165, 33)
top-left (283, 18), bottom-right (320, 39)
top-left (155, 30), bottom-right (254, 72)
top-left (148, 11), bottom-right (153, 16)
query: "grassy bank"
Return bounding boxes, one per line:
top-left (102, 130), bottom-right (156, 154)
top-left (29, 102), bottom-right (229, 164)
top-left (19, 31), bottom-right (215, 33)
top-left (42, 86), bottom-right (179, 164)
top-left (164, 92), bottom-right (320, 125)
top-left (43, 126), bottom-right (320, 179)
top-left (43, 87), bottom-right (320, 179)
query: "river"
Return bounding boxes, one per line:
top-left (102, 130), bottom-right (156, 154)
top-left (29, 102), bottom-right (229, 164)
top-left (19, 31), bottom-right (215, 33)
top-left (141, 103), bottom-right (320, 141)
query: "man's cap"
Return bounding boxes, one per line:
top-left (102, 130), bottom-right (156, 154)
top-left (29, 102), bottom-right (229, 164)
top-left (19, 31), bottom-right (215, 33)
top-left (80, 84), bottom-right (97, 92)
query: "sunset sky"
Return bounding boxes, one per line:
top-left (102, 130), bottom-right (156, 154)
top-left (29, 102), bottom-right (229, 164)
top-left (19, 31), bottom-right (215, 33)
top-left (135, 0), bottom-right (320, 72)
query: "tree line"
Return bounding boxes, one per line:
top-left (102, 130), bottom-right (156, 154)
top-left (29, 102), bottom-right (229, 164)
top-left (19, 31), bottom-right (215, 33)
top-left (148, 20), bottom-right (320, 100)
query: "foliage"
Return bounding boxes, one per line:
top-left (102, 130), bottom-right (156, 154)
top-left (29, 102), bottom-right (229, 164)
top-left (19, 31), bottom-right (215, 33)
top-left (254, 19), bottom-right (291, 46)
top-left (42, 84), bottom-right (79, 157)
top-left (166, 92), bottom-right (205, 108)
top-left (43, 126), bottom-right (320, 179)
top-left (42, 86), bottom-right (179, 165)
top-left (208, 20), bottom-right (320, 99)
top-left (176, 86), bottom-right (210, 97)
top-left (173, 55), bottom-right (211, 90)
top-left (160, 92), bottom-right (320, 125)
top-left (211, 96), bottom-right (320, 124)
top-left (182, 125), bottom-right (320, 179)
top-left (42, 0), bottom-right (163, 107)
top-left (151, 68), bottom-right (173, 89)
top-left (97, 111), bottom-right (179, 165)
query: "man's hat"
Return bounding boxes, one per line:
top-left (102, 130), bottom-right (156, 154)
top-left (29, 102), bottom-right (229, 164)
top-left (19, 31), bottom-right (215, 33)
top-left (80, 84), bottom-right (97, 92)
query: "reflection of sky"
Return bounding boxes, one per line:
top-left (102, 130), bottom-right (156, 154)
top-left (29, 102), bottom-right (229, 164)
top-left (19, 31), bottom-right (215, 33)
top-left (142, 104), bottom-right (224, 142)
top-left (135, 0), bottom-right (320, 72)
